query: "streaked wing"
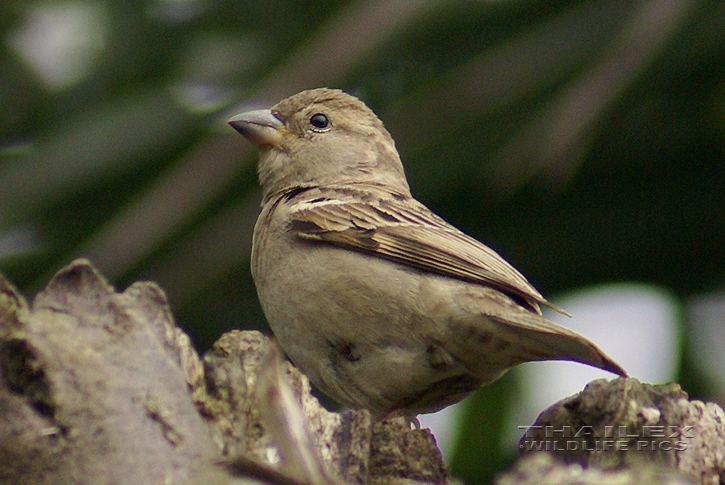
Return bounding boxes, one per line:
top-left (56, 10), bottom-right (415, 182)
top-left (289, 196), bottom-right (566, 314)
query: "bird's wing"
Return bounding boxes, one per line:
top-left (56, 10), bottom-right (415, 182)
top-left (289, 196), bottom-right (567, 315)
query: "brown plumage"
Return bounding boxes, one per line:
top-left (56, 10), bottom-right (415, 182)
top-left (229, 88), bottom-right (626, 417)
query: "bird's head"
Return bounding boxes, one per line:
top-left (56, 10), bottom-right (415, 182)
top-left (229, 88), bottom-right (410, 201)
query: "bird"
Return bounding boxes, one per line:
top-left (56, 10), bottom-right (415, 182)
top-left (228, 88), bottom-right (626, 418)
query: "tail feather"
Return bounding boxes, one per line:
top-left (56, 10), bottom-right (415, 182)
top-left (450, 301), bottom-right (628, 381)
top-left (489, 312), bottom-right (628, 377)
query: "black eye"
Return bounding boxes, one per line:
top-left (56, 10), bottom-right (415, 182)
top-left (309, 113), bottom-right (330, 130)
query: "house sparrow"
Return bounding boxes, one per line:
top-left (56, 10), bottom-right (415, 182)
top-left (228, 88), bottom-right (626, 417)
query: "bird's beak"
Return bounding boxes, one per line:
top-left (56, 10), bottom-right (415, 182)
top-left (228, 109), bottom-right (284, 148)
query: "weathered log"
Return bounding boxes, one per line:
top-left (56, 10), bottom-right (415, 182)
top-left (1, 259), bottom-right (723, 485)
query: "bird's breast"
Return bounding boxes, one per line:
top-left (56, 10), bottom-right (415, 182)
top-left (252, 212), bottom-right (481, 413)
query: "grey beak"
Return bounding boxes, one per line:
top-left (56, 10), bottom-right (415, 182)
top-left (228, 109), bottom-right (284, 147)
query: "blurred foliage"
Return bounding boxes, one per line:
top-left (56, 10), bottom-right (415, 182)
top-left (1, 0), bottom-right (724, 483)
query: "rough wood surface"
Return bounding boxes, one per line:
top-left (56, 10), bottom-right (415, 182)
top-left (0, 259), bottom-right (216, 485)
top-left (1, 259), bottom-right (723, 485)
top-left (515, 378), bottom-right (725, 485)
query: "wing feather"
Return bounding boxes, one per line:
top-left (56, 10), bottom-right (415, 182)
top-left (289, 196), bottom-right (568, 315)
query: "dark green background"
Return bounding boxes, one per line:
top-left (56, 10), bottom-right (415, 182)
top-left (2, 1), bottom-right (723, 483)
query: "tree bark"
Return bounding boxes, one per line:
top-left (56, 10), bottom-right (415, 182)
top-left (0, 259), bottom-right (722, 485)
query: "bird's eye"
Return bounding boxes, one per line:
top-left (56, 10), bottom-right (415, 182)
top-left (309, 113), bottom-right (330, 130)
